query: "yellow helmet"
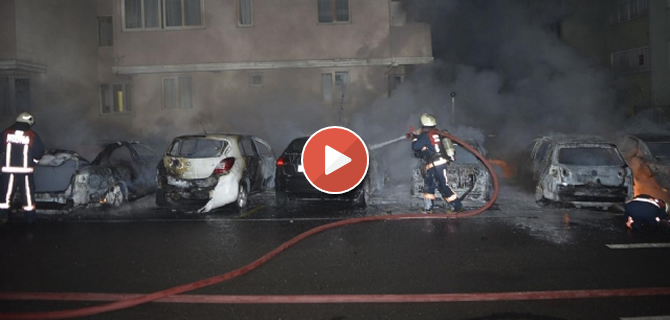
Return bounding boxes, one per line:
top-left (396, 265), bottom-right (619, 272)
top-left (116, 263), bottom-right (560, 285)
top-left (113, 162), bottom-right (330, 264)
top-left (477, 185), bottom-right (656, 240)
top-left (420, 113), bottom-right (437, 127)
top-left (16, 112), bottom-right (35, 125)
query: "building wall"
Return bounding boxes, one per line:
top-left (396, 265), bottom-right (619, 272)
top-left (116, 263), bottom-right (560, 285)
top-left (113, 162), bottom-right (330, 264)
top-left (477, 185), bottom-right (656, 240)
top-left (605, 0), bottom-right (652, 108)
top-left (92, 0), bottom-right (432, 151)
top-left (560, 0), bottom-right (609, 66)
top-left (111, 0), bottom-right (404, 66)
top-left (0, 0), bottom-right (17, 59)
top-left (100, 65), bottom-right (390, 150)
top-left (649, 0), bottom-right (670, 106)
top-left (7, 0), bottom-right (100, 148)
top-left (607, 15), bottom-right (649, 52)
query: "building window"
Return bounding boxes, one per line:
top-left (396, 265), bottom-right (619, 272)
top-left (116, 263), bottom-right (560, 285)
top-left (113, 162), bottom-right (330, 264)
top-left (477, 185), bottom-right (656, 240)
top-left (388, 75), bottom-right (405, 96)
top-left (615, 0), bottom-right (648, 24)
top-left (250, 74), bottom-right (263, 87)
top-left (123, 0), bottom-right (203, 30)
top-left (611, 46), bottom-right (650, 74)
top-left (318, 0), bottom-right (350, 23)
top-left (100, 83), bottom-right (132, 114)
top-left (0, 77), bottom-right (31, 115)
top-left (98, 16), bottom-right (113, 47)
top-left (163, 76), bottom-right (193, 109)
top-left (238, 0), bottom-right (253, 26)
top-left (322, 71), bottom-right (349, 103)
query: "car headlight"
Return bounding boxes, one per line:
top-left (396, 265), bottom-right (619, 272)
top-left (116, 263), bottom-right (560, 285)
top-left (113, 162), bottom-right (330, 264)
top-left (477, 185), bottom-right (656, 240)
top-left (76, 173), bottom-right (88, 184)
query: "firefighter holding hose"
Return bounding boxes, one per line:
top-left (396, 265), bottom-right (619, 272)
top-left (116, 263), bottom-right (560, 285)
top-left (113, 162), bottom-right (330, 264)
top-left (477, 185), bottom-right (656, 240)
top-left (409, 113), bottom-right (464, 213)
top-left (0, 112), bottom-right (45, 224)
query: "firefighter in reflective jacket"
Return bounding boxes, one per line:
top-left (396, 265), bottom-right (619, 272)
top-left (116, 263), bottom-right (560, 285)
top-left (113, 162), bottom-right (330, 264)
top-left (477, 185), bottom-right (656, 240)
top-left (0, 112), bottom-right (45, 224)
top-left (410, 113), bottom-right (464, 213)
top-left (624, 194), bottom-right (670, 232)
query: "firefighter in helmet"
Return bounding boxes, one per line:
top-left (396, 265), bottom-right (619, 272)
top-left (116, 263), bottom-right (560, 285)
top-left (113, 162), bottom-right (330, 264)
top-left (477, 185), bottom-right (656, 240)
top-left (410, 113), bottom-right (464, 213)
top-left (624, 194), bottom-right (670, 232)
top-left (0, 112), bottom-right (45, 224)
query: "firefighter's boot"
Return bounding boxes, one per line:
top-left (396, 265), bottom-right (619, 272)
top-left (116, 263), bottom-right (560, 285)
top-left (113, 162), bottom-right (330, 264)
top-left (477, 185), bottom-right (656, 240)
top-left (422, 198), bottom-right (434, 214)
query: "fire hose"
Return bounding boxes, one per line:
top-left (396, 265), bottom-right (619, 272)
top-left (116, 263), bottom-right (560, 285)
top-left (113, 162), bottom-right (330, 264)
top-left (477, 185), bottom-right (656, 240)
top-left (0, 131), bottom-right (500, 320)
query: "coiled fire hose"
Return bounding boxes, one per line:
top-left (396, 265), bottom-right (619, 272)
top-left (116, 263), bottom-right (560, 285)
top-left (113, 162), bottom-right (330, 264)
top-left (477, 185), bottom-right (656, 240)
top-left (0, 131), bottom-right (499, 320)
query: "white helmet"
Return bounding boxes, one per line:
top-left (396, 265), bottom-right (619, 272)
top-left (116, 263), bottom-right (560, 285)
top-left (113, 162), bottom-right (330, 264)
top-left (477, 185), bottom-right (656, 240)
top-left (16, 112), bottom-right (35, 126)
top-left (420, 113), bottom-right (437, 127)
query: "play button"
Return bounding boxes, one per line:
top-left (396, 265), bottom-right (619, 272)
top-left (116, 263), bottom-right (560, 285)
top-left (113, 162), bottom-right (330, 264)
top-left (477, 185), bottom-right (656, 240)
top-left (301, 126), bottom-right (369, 194)
top-left (325, 145), bottom-right (351, 175)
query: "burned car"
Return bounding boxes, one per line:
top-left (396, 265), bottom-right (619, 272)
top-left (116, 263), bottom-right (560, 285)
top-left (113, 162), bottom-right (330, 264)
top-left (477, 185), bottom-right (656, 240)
top-left (411, 139), bottom-right (493, 203)
top-left (156, 134), bottom-right (275, 212)
top-left (522, 135), bottom-right (633, 209)
top-left (33, 141), bottom-right (160, 210)
top-left (274, 136), bottom-right (384, 206)
top-left (615, 133), bottom-right (670, 201)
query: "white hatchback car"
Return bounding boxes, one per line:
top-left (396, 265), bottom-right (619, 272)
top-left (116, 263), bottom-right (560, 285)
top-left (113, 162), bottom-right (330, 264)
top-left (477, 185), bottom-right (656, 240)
top-left (156, 134), bottom-right (276, 212)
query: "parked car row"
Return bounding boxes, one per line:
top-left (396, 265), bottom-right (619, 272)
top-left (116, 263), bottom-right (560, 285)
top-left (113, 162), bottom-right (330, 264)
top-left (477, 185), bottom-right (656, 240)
top-left (33, 130), bottom-right (667, 213)
top-left (33, 132), bottom-right (384, 214)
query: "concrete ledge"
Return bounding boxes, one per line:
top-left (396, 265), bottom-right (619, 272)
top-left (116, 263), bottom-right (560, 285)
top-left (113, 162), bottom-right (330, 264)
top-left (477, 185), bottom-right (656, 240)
top-left (113, 57), bottom-right (434, 75)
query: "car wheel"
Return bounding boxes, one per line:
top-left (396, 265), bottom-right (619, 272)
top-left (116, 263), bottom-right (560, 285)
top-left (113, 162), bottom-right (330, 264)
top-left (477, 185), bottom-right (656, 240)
top-left (352, 188), bottom-right (366, 207)
top-left (276, 191), bottom-right (289, 207)
top-left (534, 184), bottom-right (548, 207)
top-left (106, 184), bottom-right (125, 207)
top-left (235, 182), bottom-right (248, 212)
top-left (156, 188), bottom-right (170, 208)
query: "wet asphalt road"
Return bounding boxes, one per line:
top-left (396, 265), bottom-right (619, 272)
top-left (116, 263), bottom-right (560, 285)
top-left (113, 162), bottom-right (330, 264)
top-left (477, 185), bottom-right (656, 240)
top-left (1, 181), bottom-right (669, 320)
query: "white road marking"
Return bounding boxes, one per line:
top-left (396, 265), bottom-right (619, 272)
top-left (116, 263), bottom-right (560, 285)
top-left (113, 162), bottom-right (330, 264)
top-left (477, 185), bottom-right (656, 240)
top-left (607, 243), bottom-right (670, 249)
top-left (621, 316), bottom-right (670, 320)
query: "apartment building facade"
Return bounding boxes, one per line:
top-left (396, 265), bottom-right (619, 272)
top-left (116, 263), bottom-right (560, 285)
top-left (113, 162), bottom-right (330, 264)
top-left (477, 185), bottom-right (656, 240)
top-left (1, 0), bottom-right (433, 150)
top-left (561, 0), bottom-right (670, 116)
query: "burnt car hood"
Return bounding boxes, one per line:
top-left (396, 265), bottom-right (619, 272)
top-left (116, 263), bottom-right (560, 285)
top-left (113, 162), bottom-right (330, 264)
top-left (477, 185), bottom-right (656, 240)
top-left (34, 150), bottom-right (90, 193)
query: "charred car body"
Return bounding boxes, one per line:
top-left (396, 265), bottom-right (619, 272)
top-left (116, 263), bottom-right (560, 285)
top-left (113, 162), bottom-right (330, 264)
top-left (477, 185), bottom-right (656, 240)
top-left (33, 141), bottom-right (160, 210)
top-left (275, 137), bottom-right (384, 206)
top-left (616, 133), bottom-right (670, 192)
top-left (156, 134), bottom-right (275, 212)
top-left (521, 135), bottom-right (633, 209)
top-left (411, 139), bottom-right (492, 203)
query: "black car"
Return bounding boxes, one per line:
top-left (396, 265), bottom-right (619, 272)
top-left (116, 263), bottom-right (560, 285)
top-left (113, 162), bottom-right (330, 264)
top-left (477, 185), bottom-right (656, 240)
top-left (274, 137), bottom-right (382, 206)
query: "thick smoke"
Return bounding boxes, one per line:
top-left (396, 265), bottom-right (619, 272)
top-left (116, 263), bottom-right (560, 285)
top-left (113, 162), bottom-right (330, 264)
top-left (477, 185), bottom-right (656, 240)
top-left (17, 0), bottom-right (658, 194)
top-left (347, 0), bottom-right (636, 187)
top-left (401, 0), bottom-right (626, 150)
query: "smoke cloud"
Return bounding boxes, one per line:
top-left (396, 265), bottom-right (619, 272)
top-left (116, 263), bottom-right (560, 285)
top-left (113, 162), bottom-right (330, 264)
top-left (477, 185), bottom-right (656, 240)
top-left (17, 0), bottom-right (668, 196)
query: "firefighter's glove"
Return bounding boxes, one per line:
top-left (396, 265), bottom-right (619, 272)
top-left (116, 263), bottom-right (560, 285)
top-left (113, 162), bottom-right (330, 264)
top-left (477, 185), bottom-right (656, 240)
top-left (448, 155), bottom-right (455, 162)
top-left (405, 132), bottom-right (417, 140)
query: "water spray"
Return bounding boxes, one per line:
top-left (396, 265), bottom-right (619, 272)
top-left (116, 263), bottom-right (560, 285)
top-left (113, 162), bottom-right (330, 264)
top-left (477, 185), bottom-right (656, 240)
top-left (369, 136), bottom-right (407, 150)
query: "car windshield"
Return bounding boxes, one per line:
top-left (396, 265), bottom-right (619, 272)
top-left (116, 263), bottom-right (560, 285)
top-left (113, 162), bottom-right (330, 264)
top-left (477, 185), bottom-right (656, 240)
top-left (645, 142), bottom-right (670, 160)
top-left (284, 138), bottom-right (308, 154)
top-left (558, 147), bottom-right (624, 166)
top-left (454, 144), bottom-right (480, 164)
top-left (168, 138), bottom-right (227, 158)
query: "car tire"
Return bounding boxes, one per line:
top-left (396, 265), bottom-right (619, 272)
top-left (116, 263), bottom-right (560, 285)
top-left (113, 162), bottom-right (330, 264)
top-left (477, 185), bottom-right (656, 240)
top-left (352, 188), bottom-right (366, 207)
top-left (276, 191), bottom-right (289, 207)
top-left (534, 184), bottom-right (548, 207)
top-left (156, 188), bottom-right (170, 208)
top-left (235, 182), bottom-right (248, 212)
top-left (106, 184), bottom-right (125, 207)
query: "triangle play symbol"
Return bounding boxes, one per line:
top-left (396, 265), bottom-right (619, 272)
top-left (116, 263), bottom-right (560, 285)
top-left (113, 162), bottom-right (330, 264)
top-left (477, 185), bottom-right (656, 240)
top-left (325, 145), bottom-right (351, 175)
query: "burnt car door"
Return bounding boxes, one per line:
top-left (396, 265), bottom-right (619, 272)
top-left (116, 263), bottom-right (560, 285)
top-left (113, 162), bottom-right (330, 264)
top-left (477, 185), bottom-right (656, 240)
top-left (101, 143), bottom-right (135, 192)
top-left (239, 137), bottom-right (262, 193)
top-left (531, 139), bottom-right (551, 182)
top-left (252, 137), bottom-right (276, 190)
top-left (128, 143), bottom-right (160, 197)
